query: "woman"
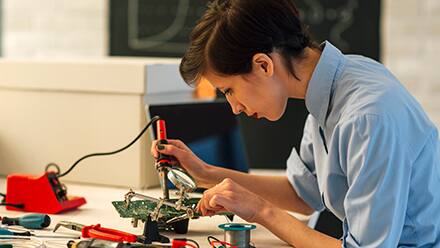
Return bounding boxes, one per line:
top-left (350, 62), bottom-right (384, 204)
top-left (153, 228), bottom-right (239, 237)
top-left (151, 0), bottom-right (440, 247)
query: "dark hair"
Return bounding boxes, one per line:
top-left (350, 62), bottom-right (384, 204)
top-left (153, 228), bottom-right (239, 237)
top-left (180, 0), bottom-right (316, 85)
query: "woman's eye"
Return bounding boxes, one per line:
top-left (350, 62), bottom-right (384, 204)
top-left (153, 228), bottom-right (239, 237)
top-left (224, 89), bottom-right (232, 96)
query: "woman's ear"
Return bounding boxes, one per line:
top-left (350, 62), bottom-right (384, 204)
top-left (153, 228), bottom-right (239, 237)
top-left (252, 53), bottom-right (274, 77)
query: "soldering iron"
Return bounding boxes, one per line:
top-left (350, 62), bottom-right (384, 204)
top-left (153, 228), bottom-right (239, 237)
top-left (155, 119), bottom-right (173, 169)
top-left (154, 119), bottom-right (175, 200)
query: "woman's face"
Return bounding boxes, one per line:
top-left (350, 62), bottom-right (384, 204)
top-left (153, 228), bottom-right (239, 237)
top-left (202, 53), bottom-right (290, 121)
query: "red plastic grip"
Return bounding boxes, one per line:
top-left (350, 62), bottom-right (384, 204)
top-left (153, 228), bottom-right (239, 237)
top-left (156, 119), bottom-right (167, 140)
top-left (155, 119), bottom-right (172, 167)
top-left (82, 224), bottom-right (138, 243)
top-left (172, 239), bottom-right (192, 248)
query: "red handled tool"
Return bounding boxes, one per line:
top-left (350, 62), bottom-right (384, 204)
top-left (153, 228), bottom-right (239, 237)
top-left (53, 221), bottom-right (138, 243)
top-left (155, 119), bottom-right (174, 200)
top-left (156, 119), bottom-right (173, 168)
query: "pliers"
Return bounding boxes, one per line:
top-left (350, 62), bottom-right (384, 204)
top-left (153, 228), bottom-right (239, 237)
top-left (53, 221), bottom-right (138, 242)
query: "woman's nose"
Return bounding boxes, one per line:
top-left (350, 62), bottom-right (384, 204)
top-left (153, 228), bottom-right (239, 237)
top-left (226, 96), bottom-right (244, 115)
top-left (231, 104), bottom-right (244, 115)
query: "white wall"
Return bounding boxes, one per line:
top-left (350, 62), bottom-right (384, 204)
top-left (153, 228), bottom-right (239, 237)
top-left (383, 0), bottom-right (440, 126)
top-left (2, 0), bottom-right (440, 127)
top-left (2, 0), bottom-right (107, 58)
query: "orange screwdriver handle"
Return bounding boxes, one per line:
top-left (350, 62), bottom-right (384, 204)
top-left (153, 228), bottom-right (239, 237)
top-left (82, 224), bottom-right (138, 243)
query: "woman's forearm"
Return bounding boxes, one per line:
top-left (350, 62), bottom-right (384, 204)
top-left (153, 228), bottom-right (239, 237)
top-left (258, 206), bottom-right (341, 248)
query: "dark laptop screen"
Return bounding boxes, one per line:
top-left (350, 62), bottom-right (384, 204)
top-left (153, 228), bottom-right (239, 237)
top-left (148, 100), bottom-right (248, 172)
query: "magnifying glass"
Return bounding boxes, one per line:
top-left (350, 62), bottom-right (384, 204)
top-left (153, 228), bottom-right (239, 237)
top-left (167, 167), bottom-right (197, 192)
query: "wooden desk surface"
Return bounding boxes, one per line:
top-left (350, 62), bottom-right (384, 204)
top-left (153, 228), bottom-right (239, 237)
top-left (0, 176), bottom-right (294, 247)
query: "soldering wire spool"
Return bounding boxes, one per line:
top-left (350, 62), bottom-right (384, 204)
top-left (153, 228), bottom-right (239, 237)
top-left (218, 223), bottom-right (256, 248)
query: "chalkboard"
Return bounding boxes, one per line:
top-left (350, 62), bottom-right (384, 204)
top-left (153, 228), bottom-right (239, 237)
top-left (110, 0), bottom-right (381, 60)
top-left (110, 0), bottom-right (207, 57)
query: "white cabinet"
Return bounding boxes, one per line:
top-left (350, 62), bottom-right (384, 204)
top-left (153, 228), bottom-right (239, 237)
top-left (0, 58), bottom-right (189, 188)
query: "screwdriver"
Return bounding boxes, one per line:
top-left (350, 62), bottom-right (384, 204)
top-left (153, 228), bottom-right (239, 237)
top-left (0, 227), bottom-right (80, 239)
top-left (0, 214), bottom-right (51, 229)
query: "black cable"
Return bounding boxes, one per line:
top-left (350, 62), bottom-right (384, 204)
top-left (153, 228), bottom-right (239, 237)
top-left (207, 236), bottom-right (221, 243)
top-left (45, 163), bottom-right (61, 175)
top-left (207, 236), bottom-right (221, 247)
top-left (0, 202), bottom-right (25, 208)
top-left (57, 116), bottom-right (161, 178)
top-left (186, 238), bottom-right (200, 248)
top-left (0, 192), bottom-right (24, 209)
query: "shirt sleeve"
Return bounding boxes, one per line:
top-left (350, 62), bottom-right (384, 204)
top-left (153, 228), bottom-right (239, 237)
top-left (338, 114), bottom-right (411, 247)
top-left (286, 115), bottom-right (325, 211)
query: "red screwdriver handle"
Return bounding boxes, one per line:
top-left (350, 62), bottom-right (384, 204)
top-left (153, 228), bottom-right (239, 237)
top-left (82, 224), bottom-right (138, 243)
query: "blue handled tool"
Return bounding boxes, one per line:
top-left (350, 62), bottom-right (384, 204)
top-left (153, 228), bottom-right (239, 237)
top-left (0, 214), bottom-right (50, 229)
top-left (0, 228), bottom-right (31, 236)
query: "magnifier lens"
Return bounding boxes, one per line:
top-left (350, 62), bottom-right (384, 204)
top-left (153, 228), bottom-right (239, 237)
top-left (167, 168), bottom-right (197, 191)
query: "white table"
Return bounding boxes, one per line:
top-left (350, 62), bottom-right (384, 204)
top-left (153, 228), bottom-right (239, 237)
top-left (0, 176), bottom-right (296, 247)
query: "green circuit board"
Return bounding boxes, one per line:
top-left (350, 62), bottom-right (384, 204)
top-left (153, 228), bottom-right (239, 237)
top-left (112, 198), bottom-right (201, 220)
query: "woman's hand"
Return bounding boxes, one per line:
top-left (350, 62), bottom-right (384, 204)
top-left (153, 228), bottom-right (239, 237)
top-left (151, 139), bottom-right (213, 188)
top-left (196, 178), bottom-right (273, 223)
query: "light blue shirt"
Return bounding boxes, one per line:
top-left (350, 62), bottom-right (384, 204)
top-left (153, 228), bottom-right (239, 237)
top-left (286, 41), bottom-right (440, 247)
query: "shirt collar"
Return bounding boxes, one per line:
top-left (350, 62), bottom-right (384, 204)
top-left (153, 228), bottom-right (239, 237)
top-left (305, 41), bottom-right (346, 128)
